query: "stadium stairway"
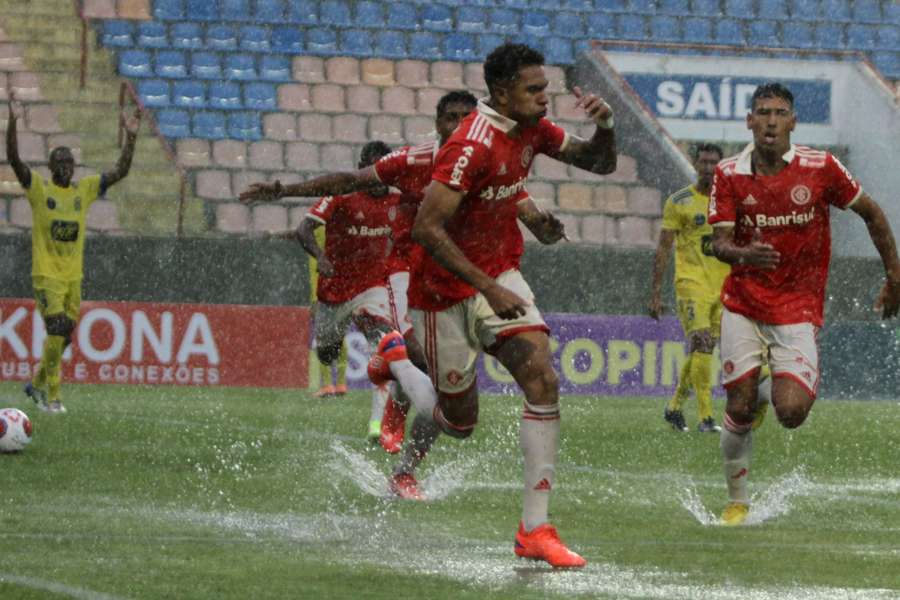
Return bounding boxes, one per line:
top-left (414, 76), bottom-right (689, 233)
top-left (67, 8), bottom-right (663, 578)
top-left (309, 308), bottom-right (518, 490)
top-left (0, 0), bottom-right (206, 235)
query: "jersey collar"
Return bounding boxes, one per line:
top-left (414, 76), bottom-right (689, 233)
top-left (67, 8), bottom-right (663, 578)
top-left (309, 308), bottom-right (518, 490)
top-left (477, 99), bottom-right (517, 134)
top-left (734, 143), bottom-right (797, 174)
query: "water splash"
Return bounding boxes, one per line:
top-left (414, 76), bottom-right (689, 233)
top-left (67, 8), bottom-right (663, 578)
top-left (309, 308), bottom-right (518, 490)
top-left (327, 440), bottom-right (390, 498)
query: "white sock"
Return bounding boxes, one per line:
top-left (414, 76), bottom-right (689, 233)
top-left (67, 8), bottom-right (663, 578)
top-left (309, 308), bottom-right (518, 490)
top-left (370, 384), bottom-right (389, 423)
top-left (389, 359), bottom-right (437, 416)
top-left (521, 401), bottom-right (560, 531)
top-left (720, 425), bottom-right (752, 505)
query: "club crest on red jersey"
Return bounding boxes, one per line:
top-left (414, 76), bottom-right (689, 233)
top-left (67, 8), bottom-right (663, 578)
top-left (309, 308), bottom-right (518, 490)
top-left (521, 145), bottom-right (533, 168)
top-left (791, 185), bottom-right (812, 205)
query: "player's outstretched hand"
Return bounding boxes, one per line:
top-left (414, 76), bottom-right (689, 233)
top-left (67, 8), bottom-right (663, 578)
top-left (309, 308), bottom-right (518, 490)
top-left (240, 180), bottom-right (283, 204)
top-left (123, 106), bottom-right (142, 135)
top-left (537, 210), bottom-right (567, 244)
top-left (317, 256), bottom-right (336, 278)
top-left (483, 283), bottom-right (528, 320)
top-left (742, 228), bottom-right (780, 270)
top-left (648, 294), bottom-right (664, 320)
top-left (573, 86), bottom-right (613, 126)
top-left (874, 279), bottom-right (900, 319)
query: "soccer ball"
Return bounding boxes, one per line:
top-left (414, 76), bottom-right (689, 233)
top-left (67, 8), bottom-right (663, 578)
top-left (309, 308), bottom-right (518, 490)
top-left (0, 408), bottom-right (33, 453)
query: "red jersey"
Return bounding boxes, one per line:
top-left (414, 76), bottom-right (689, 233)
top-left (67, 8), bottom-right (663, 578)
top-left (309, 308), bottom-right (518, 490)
top-left (709, 144), bottom-right (862, 326)
top-left (418, 100), bottom-right (568, 311)
top-left (306, 191), bottom-right (399, 304)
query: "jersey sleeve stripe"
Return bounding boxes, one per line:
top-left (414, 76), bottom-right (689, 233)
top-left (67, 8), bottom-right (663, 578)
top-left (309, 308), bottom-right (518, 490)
top-left (711, 221), bottom-right (735, 227)
top-left (305, 213), bottom-right (326, 225)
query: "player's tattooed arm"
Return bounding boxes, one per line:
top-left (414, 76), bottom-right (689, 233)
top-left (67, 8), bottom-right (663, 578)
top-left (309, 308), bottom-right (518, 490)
top-left (851, 194), bottom-right (900, 318)
top-left (5, 97), bottom-right (31, 188)
top-left (239, 166), bottom-right (382, 204)
top-left (296, 218), bottom-right (335, 277)
top-left (556, 86), bottom-right (616, 175)
top-left (711, 225), bottom-right (780, 270)
top-left (517, 197), bottom-right (567, 244)
top-left (103, 107), bottom-right (142, 188)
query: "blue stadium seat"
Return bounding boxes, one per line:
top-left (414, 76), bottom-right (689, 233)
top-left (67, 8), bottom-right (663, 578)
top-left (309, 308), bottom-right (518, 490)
top-left (136, 22), bottom-right (168, 49)
top-left (851, 0), bottom-right (881, 23)
top-left (715, 18), bottom-right (745, 44)
top-left (172, 80), bottom-right (206, 108)
top-left (271, 27), bottom-right (303, 54)
top-left (691, 0), bottom-right (719, 13)
top-left (224, 54), bottom-right (257, 80)
top-left (228, 112), bottom-right (262, 141)
top-left (628, 0), bottom-right (656, 13)
top-left (355, 1), bottom-right (385, 28)
top-left (821, 0), bottom-right (850, 21)
top-left (306, 29), bottom-right (338, 55)
top-left (683, 17), bottom-right (712, 43)
top-left (156, 109), bottom-right (190, 138)
top-left (724, 0), bottom-right (753, 16)
top-left (410, 32), bottom-right (441, 60)
top-left (102, 21), bottom-right (133, 48)
top-left (153, 0), bottom-right (184, 20)
top-left (554, 13), bottom-right (585, 39)
top-left (288, 0), bottom-right (318, 25)
top-left (878, 25), bottom-right (899, 49)
top-left (387, 3), bottom-right (418, 31)
top-left (220, 0), bottom-right (251, 21)
top-left (244, 82), bottom-right (276, 110)
top-left (886, 3), bottom-right (900, 26)
top-left (186, 0), bottom-right (217, 21)
top-left (813, 22), bottom-right (844, 49)
top-left (618, 14), bottom-right (647, 40)
top-left (444, 33), bottom-right (477, 61)
top-left (782, 22), bottom-right (814, 48)
top-left (658, 0), bottom-right (691, 15)
top-left (340, 29), bottom-right (372, 57)
top-left (791, 0), bottom-right (820, 20)
top-left (320, 0), bottom-right (352, 27)
top-left (240, 26), bottom-right (270, 52)
top-left (544, 38), bottom-right (573, 64)
top-left (846, 24), bottom-right (877, 49)
top-left (191, 52), bottom-right (222, 79)
top-left (206, 25), bottom-right (238, 51)
top-left (597, 0), bottom-right (627, 11)
top-left (872, 51), bottom-right (900, 79)
top-left (155, 51), bottom-right (188, 79)
top-left (530, 0), bottom-right (558, 8)
top-left (136, 79), bottom-right (169, 107)
top-left (523, 11), bottom-right (551, 36)
top-left (757, 0), bottom-right (788, 18)
top-left (375, 31), bottom-right (408, 59)
top-left (586, 13), bottom-right (616, 38)
top-left (561, 0), bottom-right (593, 9)
top-left (255, 0), bottom-right (285, 23)
top-left (489, 8), bottom-right (519, 35)
top-left (478, 34), bottom-right (505, 58)
top-left (749, 20), bottom-right (779, 46)
top-left (170, 23), bottom-right (203, 49)
top-left (208, 81), bottom-right (242, 109)
top-left (260, 55), bottom-right (290, 80)
top-left (650, 15), bottom-right (681, 42)
top-left (193, 111), bottom-right (227, 140)
top-left (423, 5), bottom-right (453, 32)
top-left (458, 7), bottom-right (488, 33)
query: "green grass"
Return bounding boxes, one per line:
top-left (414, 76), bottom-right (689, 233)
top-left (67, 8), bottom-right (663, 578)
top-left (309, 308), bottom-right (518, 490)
top-left (1, 382), bottom-right (899, 599)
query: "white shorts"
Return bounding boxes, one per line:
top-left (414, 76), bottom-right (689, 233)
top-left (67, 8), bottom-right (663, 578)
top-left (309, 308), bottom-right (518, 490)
top-left (719, 307), bottom-right (820, 397)
top-left (387, 270), bottom-right (412, 335)
top-left (315, 285), bottom-right (393, 349)
top-left (410, 269), bottom-right (549, 395)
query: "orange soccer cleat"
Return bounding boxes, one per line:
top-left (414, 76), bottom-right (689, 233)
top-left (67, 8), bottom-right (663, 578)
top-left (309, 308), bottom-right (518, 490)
top-left (514, 522), bottom-right (586, 568)
top-left (312, 385), bottom-right (337, 398)
top-left (388, 472), bottom-right (424, 501)
top-left (379, 392), bottom-right (408, 454)
top-left (367, 331), bottom-right (408, 386)
top-left (333, 383), bottom-right (348, 396)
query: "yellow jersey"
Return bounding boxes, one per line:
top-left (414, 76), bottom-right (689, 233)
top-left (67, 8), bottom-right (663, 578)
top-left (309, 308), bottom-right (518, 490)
top-left (661, 184), bottom-right (730, 299)
top-left (26, 172), bottom-right (103, 282)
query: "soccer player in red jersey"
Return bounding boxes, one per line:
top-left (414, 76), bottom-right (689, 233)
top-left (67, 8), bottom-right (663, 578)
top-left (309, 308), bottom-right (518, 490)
top-left (411, 43), bottom-right (617, 568)
top-left (708, 83), bottom-right (900, 526)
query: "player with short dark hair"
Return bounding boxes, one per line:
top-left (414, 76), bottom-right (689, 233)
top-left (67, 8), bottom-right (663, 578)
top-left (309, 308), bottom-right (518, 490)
top-left (709, 82), bottom-right (900, 525)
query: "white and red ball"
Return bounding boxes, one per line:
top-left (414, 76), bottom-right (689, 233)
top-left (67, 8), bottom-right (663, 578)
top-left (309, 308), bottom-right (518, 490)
top-left (0, 408), bottom-right (33, 453)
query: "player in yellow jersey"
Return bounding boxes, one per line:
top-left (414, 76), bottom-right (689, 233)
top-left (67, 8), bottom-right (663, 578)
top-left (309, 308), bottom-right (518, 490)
top-left (6, 96), bottom-right (141, 413)
top-left (308, 225), bottom-right (350, 398)
top-left (650, 144), bottom-right (732, 433)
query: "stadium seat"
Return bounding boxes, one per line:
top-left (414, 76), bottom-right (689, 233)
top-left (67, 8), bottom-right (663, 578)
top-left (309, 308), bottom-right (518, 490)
top-left (650, 15), bottom-right (681, 42)
top-left (320, 0), bottom-right (352, 27)
top-left (715, 18), bottom-right (745, 45)
top-left (544, 38), bottom-right (573, 64)
top-left (186, 0), bottom-right (217, 21)
top-left (683, 17), bottom-right (712, 43)
top-left (102, 21), bottom-right (133, 47)
top-left (658, 0), bottom-right (691, 15)
top-left (749, 20), bottom-right (779, 46)
top-left (821, 0), bottom-right (851, 21)
top-left (871, 51), bottom-right (900, 79)
top-left (136, 79), bottom-right (169, 107)
top-left (208, 81), bottom-right (242, 109)
top-left (153, 0), bottom-right (184, 20)
top-left (240, 26), bottom-right (270, 52)
top-left (489, 8), bottom-right (520, 35)
top-left (287, 0), bottom-right (318, 25)
top-left (244, 82), bottom-right (276, 110)
top-left (172, 80), bottom-right (206, 108)
top-left (271, 27), bottom-right (303, 54)
top-left (478, 34), bottom-right (505, 58)
top-left (523, 12), bottom-right (551, 37)
top-left (791, 0), bottom-right (820, 20)
top-left (375, 31), bottom-right (408, 59)
top-left (813, 22), bottom-right (844, 49)
top-left (586, 13), bottom-right (617, 39)
top-left (782, 22), bottom-right (814, 48)
top-left (156, 109), bottom-right (190, 138)
top-left (387, 3), bottom-right (418, 31)
top-left (410, 32), bottom-right (441, 60)
top-left (255, 0), bottom-right (285, 23)
top-left (355, 1), bottom-right (385, 28)
top-left (423, 5), bottom-right (453, 32)
top-left (191, 52), bottom-right (222, 79)
top-left (628, 0), bottom-right (656, 13)
top-left (206, 25), bottom-right (238, 51)
top-left (724, 0), bottom-right (753, 16)
top-left (554, 13), bottom-right (586, 39)
top-left (340, 29), bottom-right (372, 57)
top-left (170, 23), bottom-right (203, 49)
top-left (886, 3), bottom-right (900, 27)
top-left (597, 0), bottom-right (627, 11)
top-left (851, 0), bottom-right (882, 23)
top-left (444, 33), bottom-right (477, 61)
top-left (193, 111), bottom-right (227, 139)
top-left (561, 0), bottom-right (594, 9)
top-left (136, 22), bottom-right (168, 49)
top-left (306, 29), bottom-right (338, 55)
top-left (757, 0), bottom-right (788, 18)
top-left (228, 112), bottom-right (262, 141)
top-left (155, 51), bottom-right (188, 79)
top-left (458, 7), bottom-right (488, 33)
top-left (220, 0), bottom-right (251, 21)
top-left (846, 24), bottom-right (877, 50)
top-left (224, 54), bottom-right (257, 80)
top-left (877, 25), bottom-right (899, 49)
top-left (618, 15), bottom-right (647, 40)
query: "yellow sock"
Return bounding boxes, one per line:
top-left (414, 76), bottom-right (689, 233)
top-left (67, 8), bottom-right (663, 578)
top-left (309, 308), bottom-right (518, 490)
top-left (691, 351), bottom-right (714, 421)
top-left (335, 341), bottom-right (348, 387)
top-left (760, 364), bottom-right (771, 381)
top-left (41, 335), bottom-right (65, 401)
top-left (667, 354), bottom-right (693, 412)
top-left (319, 357), bottom-right (334, 387)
